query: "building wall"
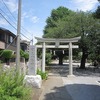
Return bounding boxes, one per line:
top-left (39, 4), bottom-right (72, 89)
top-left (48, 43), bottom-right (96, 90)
top-left (20, 40), bottom-right (30, 52)
top-left (0, 28), bottom-right (30, 52)
top-left (0, 28), bottom-right (17, 51)
top-left (0, 41), bottom-right (5, 50)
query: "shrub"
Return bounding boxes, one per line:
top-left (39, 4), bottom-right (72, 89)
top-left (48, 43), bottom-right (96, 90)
top-left (2, 50), bottom-right (13, 59)
top-left (0, 68), bottom-right (32, 100)
top-left (1, 50), bottom-right (13, 65)
top-left (24, 52), bottom-right (29, 62)
top-left (46, 53), bottom-right (52, 65)
top-left (20, 49), bottom-right (25, 57)
top-left (37, 69), bottom-right (48, 80)
top-left (0, 60), bottom-right (3, 63)
top-left (20, 50), bottom-right (29, 62)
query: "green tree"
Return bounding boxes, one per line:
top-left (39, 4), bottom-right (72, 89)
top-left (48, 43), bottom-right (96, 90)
top-left (43, 7), bottom-right (77, 65)
top-left (75, 11), bottom-right (100, 68)
top-left (94, 6), bottom-right (100, 19)
top-left (43, 7), bottom-right (100, 68)
top-left (43, 6), bottom-right (77, 38)
top-left (89, 0), bottom-right (100, 63)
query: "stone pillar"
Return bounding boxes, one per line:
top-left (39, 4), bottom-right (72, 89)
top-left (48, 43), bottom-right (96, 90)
top-left (42, 42), bottom-right (46, 72)
top-left (69, 42), bottom-right (73, 76)
top-left (28, 45), bottom-right (37, 75)
top-left (24, 45), bottom-right (42, 89)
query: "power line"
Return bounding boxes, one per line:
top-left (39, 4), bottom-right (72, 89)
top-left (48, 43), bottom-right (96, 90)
top-left (1, 0), bottom-right (32, 36)
top-left (21, 33), bottom-right (30, 40)
top-left (0, 12), bottom-right (17, 30)
top-left (0, 12), bottom-right (30, 40)
top-left (1, 0), bottom-right (17, 21)
top-left (0, 8), bottom-right (17, 26)
top-left (0, 8), bottom-right (31, 40)
top-left (0, 0), bottom-right (31, 40)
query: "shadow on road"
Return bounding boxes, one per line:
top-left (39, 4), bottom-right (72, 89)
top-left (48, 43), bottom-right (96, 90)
top-left (44, 83), bottom-right (100, 100)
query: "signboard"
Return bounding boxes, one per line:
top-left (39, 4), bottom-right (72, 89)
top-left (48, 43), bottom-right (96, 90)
top-left (28, 45), bottom-right (37, 75)
top-left (55, 41), bottom-right (59, 48)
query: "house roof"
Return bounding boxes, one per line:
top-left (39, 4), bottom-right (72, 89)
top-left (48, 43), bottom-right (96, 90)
top-left (0, 27), bottom-right (10, 31)
top-left (0, 27), bottom-right (16, 37)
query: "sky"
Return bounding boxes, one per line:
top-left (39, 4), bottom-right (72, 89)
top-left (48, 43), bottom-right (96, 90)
top-left (0, 0), bottom-right (99, 44)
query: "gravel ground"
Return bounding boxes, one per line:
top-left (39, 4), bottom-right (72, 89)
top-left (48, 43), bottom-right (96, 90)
top-left (46, 62), bottom-right (100, 77)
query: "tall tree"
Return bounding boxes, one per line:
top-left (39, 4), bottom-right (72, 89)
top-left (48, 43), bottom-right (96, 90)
top-left (93, 0), bottom-right (100, 18)
top-left (91, 0), bottom-right (100, 63)
top-left (43, 7), bottom-right (77, 65)
top-left (94, 6), bottom-right (100, 18)
top-left (75, 11), bottom-right (100, 68)
top-left (43, 6), bottom-right (77, 38)
top-left (43, 7), bottom-right (100, 68)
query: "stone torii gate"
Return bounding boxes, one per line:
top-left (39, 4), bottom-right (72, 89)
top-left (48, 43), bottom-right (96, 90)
top-left (35, 36), bottom-right (81, 77)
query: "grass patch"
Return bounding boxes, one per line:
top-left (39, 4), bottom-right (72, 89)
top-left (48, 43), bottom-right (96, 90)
top-left (37, 69), bottom-right (48, 80)
top-left (0, 67), bottom-right (32, 100)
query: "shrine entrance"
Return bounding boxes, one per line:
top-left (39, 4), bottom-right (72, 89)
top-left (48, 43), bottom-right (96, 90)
top-left (35, 36), bottom-right (81, 77)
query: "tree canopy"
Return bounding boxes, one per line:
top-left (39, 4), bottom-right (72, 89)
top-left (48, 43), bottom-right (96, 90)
top-left (43, 6), bottom-right (78, 38)
top-left (43, 6), bottom-right (100, 68)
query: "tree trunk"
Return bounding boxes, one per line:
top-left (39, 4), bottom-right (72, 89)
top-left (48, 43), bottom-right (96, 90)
top-left (80, 52), bottom-right (88, 69)
top-left (5, 58), bottom-right (10, 65)
top-left (58, 56), bottom-right (63, 65)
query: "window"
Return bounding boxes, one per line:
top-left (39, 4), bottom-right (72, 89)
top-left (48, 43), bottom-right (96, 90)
top-left (9, 35), bottom-right (13, 43)
top-left (0, 34), bottom-right (5, 41)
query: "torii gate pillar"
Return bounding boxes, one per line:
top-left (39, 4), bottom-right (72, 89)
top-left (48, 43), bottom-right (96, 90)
top-left (68, 42), bottom-right (75, 77)
top-left (69, 42), bottom-right (73, 75)
top-left (42, 42), bottom-right (46, 72)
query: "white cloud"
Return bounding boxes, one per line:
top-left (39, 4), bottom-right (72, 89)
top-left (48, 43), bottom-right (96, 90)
top-left (21, 10), bottom-right (40, 24)
top-left (21, 12), bottom-right (30, 24)
top-left (31, 16), bottom-right (40, 23)
top-left (72, 0), bottom-right (98, 11)
top-left (22, 12), bottom-right (30, 19)
top-left (4, 0), bottom-right (18, 13)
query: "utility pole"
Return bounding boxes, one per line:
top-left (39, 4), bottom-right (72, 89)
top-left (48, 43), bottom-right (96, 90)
top-left (16, 0), bottom-right (22, 72)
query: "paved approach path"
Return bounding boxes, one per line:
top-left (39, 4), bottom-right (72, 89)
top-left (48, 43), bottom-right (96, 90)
top-left (39, 76), bottom-right (72, 100)
top-left (39, 61), bottom-right (100, 100)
